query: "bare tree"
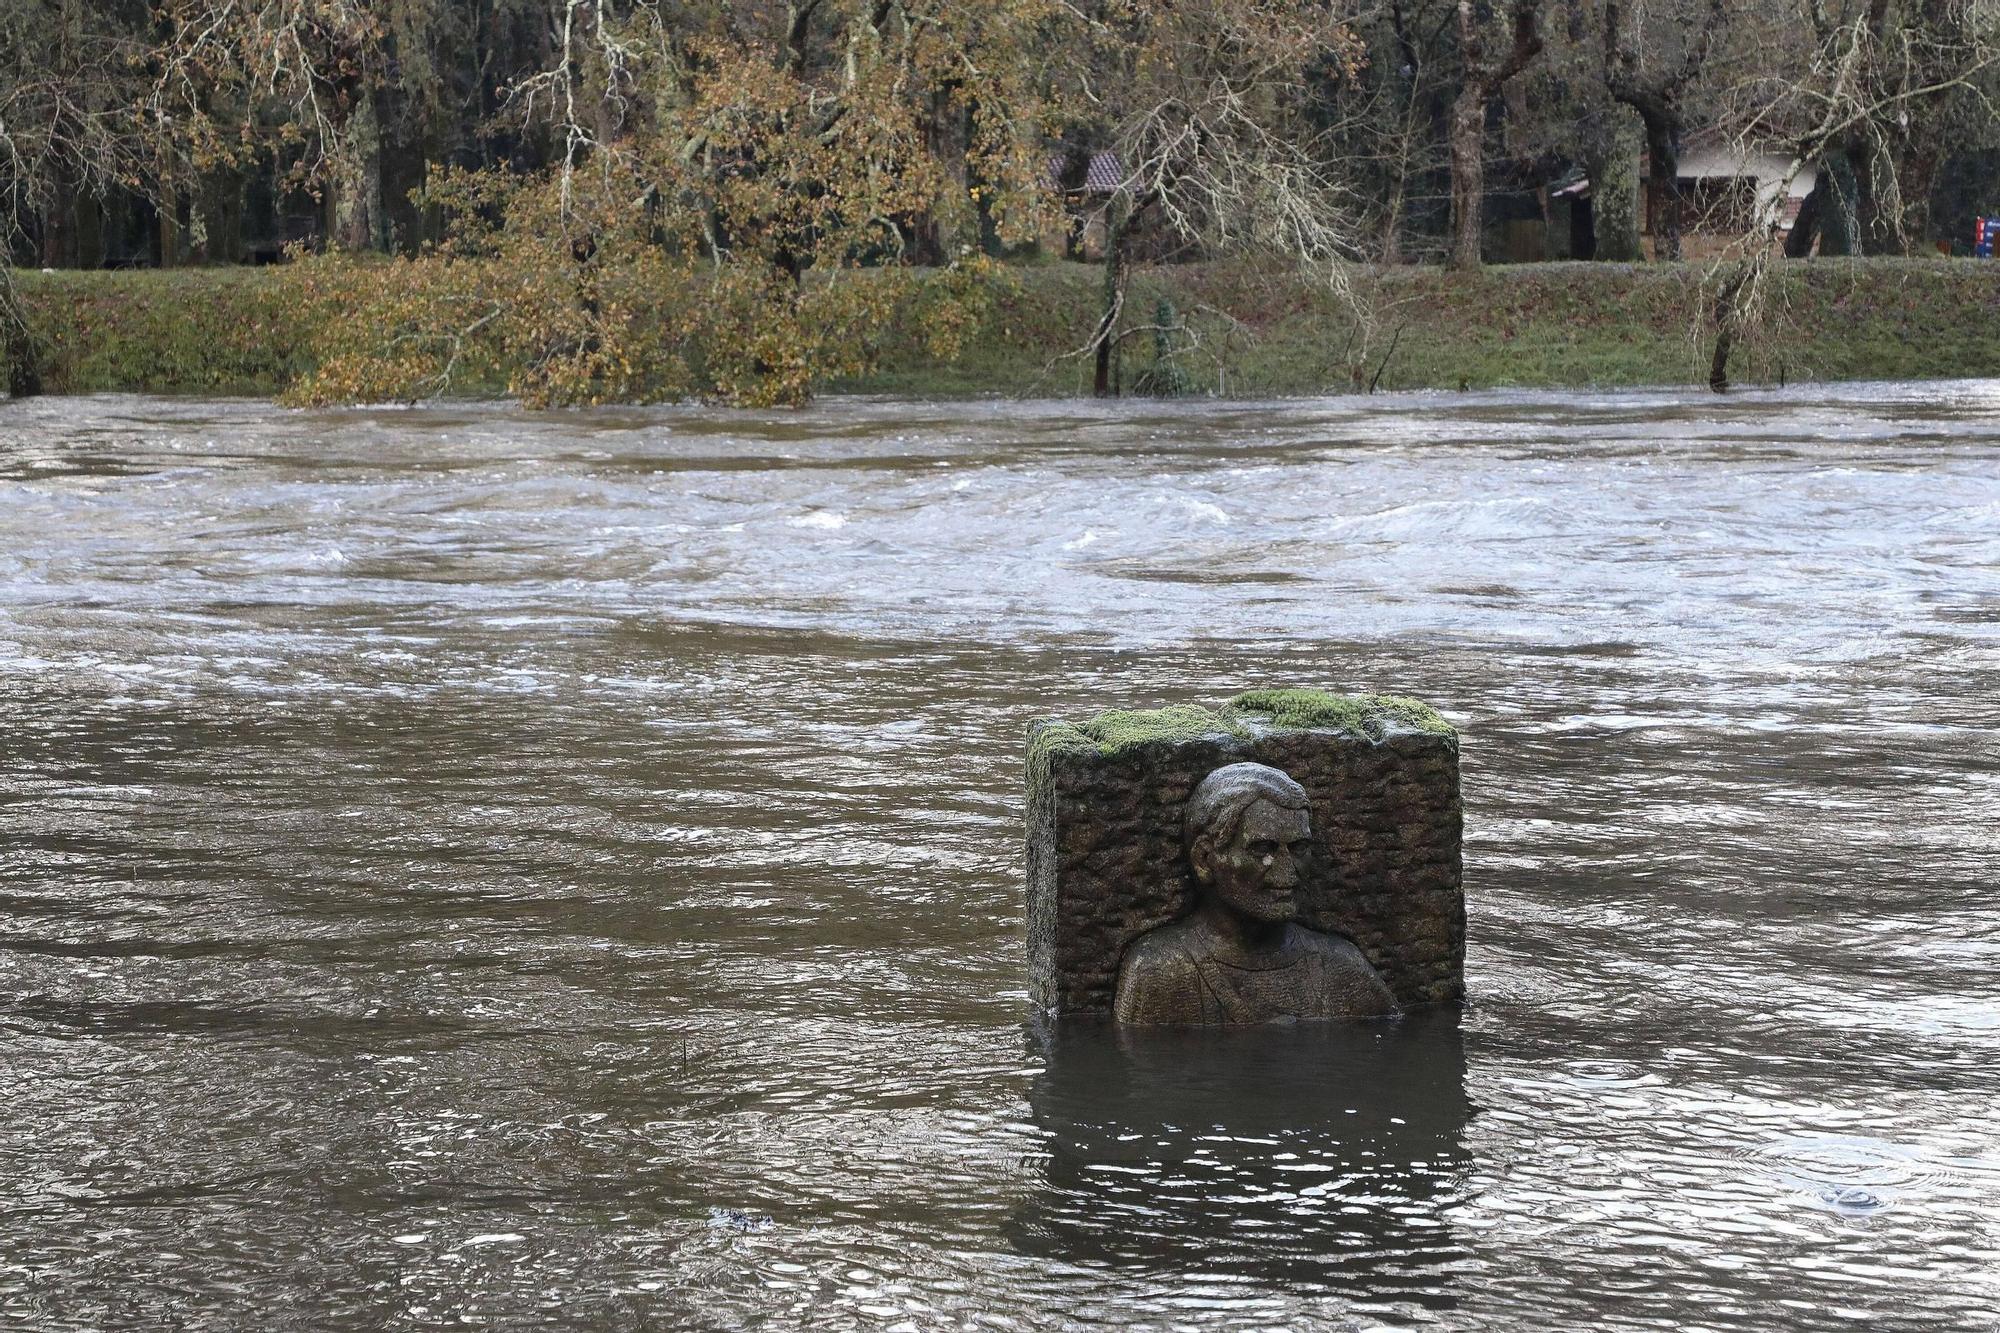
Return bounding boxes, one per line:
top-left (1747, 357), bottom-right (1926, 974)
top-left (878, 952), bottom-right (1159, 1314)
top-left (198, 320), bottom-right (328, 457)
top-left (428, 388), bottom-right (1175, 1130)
top-left (1722, 0), bottom-right (1999, 258)
top-left (1603, 0), bottom-right (1730, 260)
top-left (0, 1), bottom-right (159, 267)
top-left (1517, 2), bottom-right (1641, 261)
top-left (1373, 2), bottom-right (1447, 262)
top-left (0, 0), bottom-right (160, 390)
top-left (1706, 0), bottom-right (2000, 387)
top-left (148, 0), bottom-right (497, 255)
top-left (1447, 0), bottom-right (1545, 270)
top-left (1058, 1), bottom-right (1371, 393)
top-left (1323, 0), bottom-right (1457, 264)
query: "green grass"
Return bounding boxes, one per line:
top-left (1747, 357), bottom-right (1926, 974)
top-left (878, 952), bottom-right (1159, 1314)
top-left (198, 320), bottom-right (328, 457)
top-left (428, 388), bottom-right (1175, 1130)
top-left (845, 257), bottom-right (2000, 397)
top-left (20, 267), bottom-right (312, 396)
top-left (19, 256), bottom-right (2000, 400)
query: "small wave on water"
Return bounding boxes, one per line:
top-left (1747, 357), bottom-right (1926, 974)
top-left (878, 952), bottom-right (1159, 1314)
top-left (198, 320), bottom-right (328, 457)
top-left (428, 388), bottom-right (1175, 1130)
top-left (1742, 1135), bottom-right (1959, 1219)
top-left (1558, 1058), bottom-right (1666, 1089)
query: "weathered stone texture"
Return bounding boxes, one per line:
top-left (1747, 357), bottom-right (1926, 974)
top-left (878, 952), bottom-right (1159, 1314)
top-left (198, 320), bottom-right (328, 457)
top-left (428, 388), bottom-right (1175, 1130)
top-left (1025, 697), bottom-right (1463, 1014)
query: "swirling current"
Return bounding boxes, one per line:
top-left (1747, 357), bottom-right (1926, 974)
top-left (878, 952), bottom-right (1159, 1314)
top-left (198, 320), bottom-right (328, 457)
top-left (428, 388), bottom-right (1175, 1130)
top-left (1, 386), bottom-right (1996, 1330)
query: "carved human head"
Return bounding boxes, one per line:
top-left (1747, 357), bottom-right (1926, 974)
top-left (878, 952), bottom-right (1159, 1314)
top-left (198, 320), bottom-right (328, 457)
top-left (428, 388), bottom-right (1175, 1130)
top-left (1183, 762), bottom-right (1314, 925)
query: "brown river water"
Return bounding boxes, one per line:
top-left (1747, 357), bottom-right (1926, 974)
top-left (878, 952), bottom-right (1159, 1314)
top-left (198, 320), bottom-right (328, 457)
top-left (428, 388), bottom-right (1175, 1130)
top-left (2, 387), bottom-right (1997, 1330)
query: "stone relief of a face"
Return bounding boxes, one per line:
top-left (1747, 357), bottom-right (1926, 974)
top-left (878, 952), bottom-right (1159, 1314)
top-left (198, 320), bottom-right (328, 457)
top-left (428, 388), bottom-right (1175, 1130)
top-left (1192, 798), bottom-right (1313, 925)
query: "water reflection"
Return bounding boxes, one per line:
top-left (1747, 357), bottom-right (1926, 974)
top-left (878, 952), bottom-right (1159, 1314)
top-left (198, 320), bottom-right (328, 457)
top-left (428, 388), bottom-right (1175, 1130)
top-left (1016, 1011), bottom-right (1473, 1306)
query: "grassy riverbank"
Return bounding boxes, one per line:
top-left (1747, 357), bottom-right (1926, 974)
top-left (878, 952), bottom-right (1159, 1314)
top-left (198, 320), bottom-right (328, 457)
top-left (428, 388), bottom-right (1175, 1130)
top-left (18, 257), bottom-right (2000, 401)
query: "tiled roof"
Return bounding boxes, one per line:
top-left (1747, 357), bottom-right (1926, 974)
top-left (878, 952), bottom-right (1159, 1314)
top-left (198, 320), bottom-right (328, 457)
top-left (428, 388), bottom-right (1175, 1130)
top-left (1049, 151), bottom-right (1126, 193)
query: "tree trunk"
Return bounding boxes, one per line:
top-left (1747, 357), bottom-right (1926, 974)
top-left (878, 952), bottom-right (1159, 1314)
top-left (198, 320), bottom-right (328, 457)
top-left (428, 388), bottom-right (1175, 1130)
top-left (1819, 154), bottom-right (1859, 257)
top-left (1894, 143), bottom-right (1943, 255)
top-left (1093, 197), bottom-right (1135, 397)
top-left (214, 168), bottom-right (247, 264)
top-left (1380, 112), bottom-right (1417, 264)
top-left (1449, 0), bottom-right (1543, 271)
top-left (1641, 117), bottom-right (1682, 261)
top-left (1379, 181), bottom-right (1406, 265)
top-left (1846, 144), bottom-right (1895, 256)
top-left (3, 279), bottom-right (42, 398)
top-left (1785, 173), bottom-right (1826, 257)
top-left (41, 165), bottom-right (76, 269)
top-left (1588, 109), bottom-right (1643, 262)
top-left (5, 336), bottom-right (41, 397)
top-left (158, 181), bottom-right (181, 269)
top-left (1708, 265), bottom-right (1750, 393)
top-left (77, 193), bottom-right (104, 269)
top-left (1446, 83), bottom-right (1486, 271)
top-left (329, 87), bottom-right (385, 254)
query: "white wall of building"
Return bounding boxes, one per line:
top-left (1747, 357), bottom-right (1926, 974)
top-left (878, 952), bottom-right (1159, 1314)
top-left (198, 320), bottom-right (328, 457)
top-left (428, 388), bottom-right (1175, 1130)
top-left (1678, 147), bottom-right (1819, 226)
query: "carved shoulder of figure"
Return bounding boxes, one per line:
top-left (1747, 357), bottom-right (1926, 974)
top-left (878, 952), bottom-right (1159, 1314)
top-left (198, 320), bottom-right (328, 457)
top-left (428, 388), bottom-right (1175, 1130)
top-left (1113, 926), bottom-right (1208, 1025)
top-left (1296, 927), bottom-right (1401, 1016)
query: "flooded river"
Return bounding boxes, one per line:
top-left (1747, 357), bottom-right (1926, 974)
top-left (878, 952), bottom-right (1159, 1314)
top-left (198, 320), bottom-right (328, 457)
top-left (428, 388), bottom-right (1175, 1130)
top-left (2, 386), bottom-right (1997, 1330)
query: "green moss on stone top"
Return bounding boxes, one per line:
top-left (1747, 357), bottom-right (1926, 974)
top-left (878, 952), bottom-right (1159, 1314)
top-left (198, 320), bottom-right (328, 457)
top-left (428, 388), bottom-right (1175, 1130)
top-left (1029, 691), bottom-right (1454, 783)
top-left (1226, 689), bottom-right (1456, 739)
top-left (1026, 704), bottom-right (1237, 792)
top-left (1029, 704), bottom-right (1244, 765)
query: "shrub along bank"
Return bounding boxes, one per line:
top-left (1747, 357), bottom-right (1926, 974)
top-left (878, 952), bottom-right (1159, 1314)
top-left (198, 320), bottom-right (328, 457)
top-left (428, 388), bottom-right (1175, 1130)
top-left (17, 258), bottom-right (2000, 403)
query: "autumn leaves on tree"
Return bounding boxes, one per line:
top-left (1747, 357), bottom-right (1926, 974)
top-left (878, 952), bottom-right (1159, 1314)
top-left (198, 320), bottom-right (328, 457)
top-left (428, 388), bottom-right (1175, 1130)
top-left (2, 1), bottom-right (1997, 403)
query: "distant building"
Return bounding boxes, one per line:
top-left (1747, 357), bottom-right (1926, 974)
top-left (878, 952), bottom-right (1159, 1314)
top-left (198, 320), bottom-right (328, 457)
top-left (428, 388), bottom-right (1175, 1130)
top-left (1551, 137), bottom-right (1819, 260)
top-left (1054, 151), bottom-right (1126, 198)
top-left (1048, 151), bottom-right (1127, 259)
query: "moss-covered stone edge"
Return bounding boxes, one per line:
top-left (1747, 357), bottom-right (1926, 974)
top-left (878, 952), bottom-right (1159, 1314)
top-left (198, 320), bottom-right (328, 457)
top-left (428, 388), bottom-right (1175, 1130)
top-left (1228, 688), bottom-right (1454, 738)
top-left (1027, 689), bottom-right (1456, 783)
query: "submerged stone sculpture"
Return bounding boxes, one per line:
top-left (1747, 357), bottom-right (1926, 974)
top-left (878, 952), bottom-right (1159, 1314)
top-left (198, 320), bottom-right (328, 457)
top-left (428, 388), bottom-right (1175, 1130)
top-left (1013, 1011), bottom-right (1472, 1279)
top-left (1115, 762), bottom-right (1398, 1024)
top-left (1026, 689), bottom-right (1463, 1022)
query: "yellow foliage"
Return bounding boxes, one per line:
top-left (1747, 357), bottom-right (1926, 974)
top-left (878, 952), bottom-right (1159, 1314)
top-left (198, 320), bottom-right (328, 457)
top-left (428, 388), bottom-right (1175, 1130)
top-left (272, 0), bottom-right (1067, 409)
top-left (277, 168), bottom-right (1014, 409)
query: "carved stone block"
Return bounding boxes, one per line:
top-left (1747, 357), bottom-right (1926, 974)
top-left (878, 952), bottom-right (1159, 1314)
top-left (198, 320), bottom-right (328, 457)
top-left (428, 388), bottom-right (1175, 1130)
top-left (1025, 690), bottom-right (1463, 1015)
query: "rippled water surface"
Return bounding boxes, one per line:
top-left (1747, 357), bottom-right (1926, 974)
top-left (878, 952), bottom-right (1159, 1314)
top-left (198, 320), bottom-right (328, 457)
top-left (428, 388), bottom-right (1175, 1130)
top-left (3, 386), bottom-right (1998, 1330)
